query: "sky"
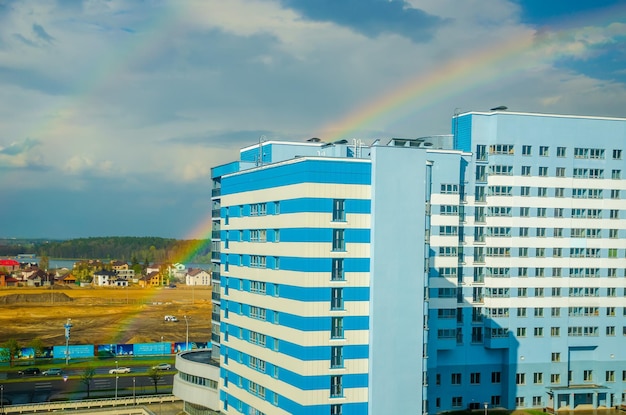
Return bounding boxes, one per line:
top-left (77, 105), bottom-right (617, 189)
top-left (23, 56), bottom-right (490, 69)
top-left (1, 0), bottom-right (625, 240)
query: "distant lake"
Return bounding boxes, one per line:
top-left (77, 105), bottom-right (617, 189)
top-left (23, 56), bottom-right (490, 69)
top-left (14, 257), bottom-right (210, 271)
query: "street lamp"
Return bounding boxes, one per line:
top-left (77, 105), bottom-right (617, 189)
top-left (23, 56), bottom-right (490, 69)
top-left (484, 402), bottom-right (488, 415)
top-left (184, 315), bottom-right (189, 351)
top-left (133, 377), bottom-right (136, 406)
top-left (115, 375), bottom-right (119, 402)
top-left (115, 360), bottom-right (118, 369)
top-left (1, 384), bottom-right (4, 415)
top-left (64, 318), bottom-right (72, 366)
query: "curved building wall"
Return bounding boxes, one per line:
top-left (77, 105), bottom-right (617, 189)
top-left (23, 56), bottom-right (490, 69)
top-left (173, 350), bottom-right (220, 414)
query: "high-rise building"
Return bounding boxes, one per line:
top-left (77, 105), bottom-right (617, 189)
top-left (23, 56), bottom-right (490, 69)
top-left (209, 111), bottom-right (626, 415)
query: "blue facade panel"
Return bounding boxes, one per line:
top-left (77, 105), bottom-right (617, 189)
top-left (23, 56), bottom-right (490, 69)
top-left (222, 159), bottom-right (371, 195)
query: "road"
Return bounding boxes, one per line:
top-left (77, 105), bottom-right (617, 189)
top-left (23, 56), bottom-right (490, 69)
top-left (0, 369), bottom-right (174, 405)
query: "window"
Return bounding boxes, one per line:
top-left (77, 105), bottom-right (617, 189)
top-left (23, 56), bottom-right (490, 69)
top-left (539, 146), bottom-right (549, 156)
top-left (519, 248), bottom-right (528, 257)
top-left (476, 144), bottom-right (487, 160)
top-left (451, 373), bottom-right (461, 385)
top-left (516, 373), bottom-right (526, 385)
top-left (556, 167), bottom-right (565, 177)
top-left (249, 331), bottom-right (266, 346)
top-left (612, 169), bottom-right (621, 179)
top-left (250, 306), bottom-right (267, 321)
top-left (331, 404), bottom-right (342, 415)
top-left (606, 371), bottom-right (615, 382)
top-left (538, 187), bottom-right (547, 197)
top-left (610, 210), bottom-right (619, 219)
top-left (489, 144), bottom-right (514, 155)
top-left (533, 396), bottom-right (543, 407)
top-left (537, 207), bottom-right (547, 217)
top-left (551, 373), bottom-right (561, 384)
top-left (476, 165), bottom-right (487, 181)
top-left (555, 188), bottom-right (564, 197)
top-left (551, 327), bottom-right (561, 336)
top-left (534, 327), bottom-right (544, 337)
top-left (440, 225), bottom-right (459, 236)
top-left (553, 268), bottom-right (562, 277)
top-left (332, 258), bottom-right (344, 281)
top-left (557, 146), bottom-right (566, 157)
top-left (518, 267), bottom-right (528, 277)
top-left (554, 228), bottom-right (563, 237)
top-left (331, 288), bottom-right (343, 310)
top-left (452, 397), bottom-right (463, 408)
top-left (441, 184), bottom-right (459, 194)
top-left (552, 352), bottom-right (560, 362)
top-left (518, 287), bottom-right (528, 297)
top-left (517, 327), bottom-right (527, 337)
top-left (250, 281), bottom-right (267, 294)
top-left (613, 149), bottom-right (622, 159)
top-left (610, 229), bottom-right (618, 238)
top-left (534, 307), bottom-right (544, 316)
top-left (611, 189), bottom-right (620, 199)
top-left (589, 168), bottom-right (604, 179)
top-left (331, 317), bottom-right (343, 338)
top-left (521, 166), bottom-right (531, 176)
top-left (491, 396), bottom-right (501, 406)
top-left (332, 199), bottom-right (346, 221)
top-left (470, 372), bottom-right (481, 384)
top-left (517, 307), bottom-right (527, 317)
top-left (607, 326), bottom-right (615, 336)
top-left (552, 288), bottom-right (561, 297)
top-left (490, 165), bottom-right (513, 175)
top-left (522, 145), bottom-right (532, 155)
top-left (520, 207), bottom-right (530, 217)
top-left (534, 372), bottom-right (544, 384)
top-left (521, 186), bottom-right (530, 196)
top-left (440, 205), bottom-right (459, 215)
top-left (553, 248), bottom-right (562, 257)
top-left (539, 166), bottom-right (548, 176)
top-left (330, 375), bottom-right (343, 397)
top-left (584, 370), bottom-right (593, 382)
top-left (519, 227), bottom-right (529, 237)
top-left (491, 371), bottom-right (501, 383)
top-left (332, 229), bottom-right (345, 251)
top-left (331, 346), bottom-right (343, 368)
top-left (249, 381), bottom-right (266, 399)
top-left (249, 356), bottom-right (266, 373)
top-left (537, 228), bottom-right (546, 238)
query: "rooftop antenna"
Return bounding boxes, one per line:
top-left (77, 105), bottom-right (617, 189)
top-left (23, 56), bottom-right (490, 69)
top-left (257, 135), bottom-right (266, 166)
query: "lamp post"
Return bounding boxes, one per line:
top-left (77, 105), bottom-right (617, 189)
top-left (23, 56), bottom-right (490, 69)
top-left (484, 402), bottom-right (488, 415)
top-left (1, 384), bottom-right (4, 415)
top-left (64, 318), bottom-right (72, 366)
top-left (133, 377), bottom-right (136, 406)
top-left (184, 315), bottom-right (189, 351)
top-left (115, 375), bottom-right (119, 402)
top-left (115, 360), bottom-right (118, 369)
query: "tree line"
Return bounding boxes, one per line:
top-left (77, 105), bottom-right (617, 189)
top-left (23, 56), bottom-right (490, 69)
top-left (0, 237), bottom-right (211, 264)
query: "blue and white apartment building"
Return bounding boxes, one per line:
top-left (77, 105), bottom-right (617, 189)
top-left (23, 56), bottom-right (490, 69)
top-left (209, 110), bottom-right (626, 415)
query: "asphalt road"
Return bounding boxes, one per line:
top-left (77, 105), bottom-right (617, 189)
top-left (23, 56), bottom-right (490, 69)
top-left (0, 370), bottom-right (174, 405)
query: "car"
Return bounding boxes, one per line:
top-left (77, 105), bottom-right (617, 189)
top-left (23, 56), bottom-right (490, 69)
top-left (152, 363), bottom-right (172, 371)
top-left (18, 367), bottom-right (41, 376)
top-left (164, 315), bottom-right (178, 322)
top-left (42, 368), bottom-right (63, 376)
top-left (109, 367), bottom-right (131, 374)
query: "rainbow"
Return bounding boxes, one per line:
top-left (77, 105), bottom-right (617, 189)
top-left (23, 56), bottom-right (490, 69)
top-left (315, 3), bottom-right (626, 141)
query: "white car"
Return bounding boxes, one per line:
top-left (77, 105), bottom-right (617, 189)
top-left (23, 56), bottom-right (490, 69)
top-left (152, 363), bottom-right (172, 371)
top-left (109, 367), bottom-right (131, 374)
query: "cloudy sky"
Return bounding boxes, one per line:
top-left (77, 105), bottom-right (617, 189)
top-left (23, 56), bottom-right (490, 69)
top-left (1, 0), bottom-right (625, 240)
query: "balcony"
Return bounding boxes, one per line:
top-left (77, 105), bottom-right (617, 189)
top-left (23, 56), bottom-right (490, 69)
top-left (212, 188), bottom-right (221, 197)
top-left (211, 312), bottom-right (221, 322)
top-left (211, 209), bottom-right (221, 218)
top-left (212, 292), bottom-right (221, 301)
top-left (212, 271), bottom-right (220, 281)
top-left (211, 333), bottom-right (220, 343)
top-left (211, 231), bottom-right (221, 239)
top-left (211, 252), bottom-right (221, 260)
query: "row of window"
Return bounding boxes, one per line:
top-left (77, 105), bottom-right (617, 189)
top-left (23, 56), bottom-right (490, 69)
top-left (481, 144), bottom-right (620, 159)
top-left (479, 165), bottom-right (622, 179)
top-left (475, 186), bottom-right (621, 199)
top-left (444, 205), bottom-right (624, 218)
top-left (437, 306), bottom-right (626, 320)
top-left (472, 266), bottom-right (626, 279)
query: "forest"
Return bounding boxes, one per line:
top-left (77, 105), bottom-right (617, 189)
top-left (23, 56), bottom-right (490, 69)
top-left (0, 237), bottom-right (211, 264)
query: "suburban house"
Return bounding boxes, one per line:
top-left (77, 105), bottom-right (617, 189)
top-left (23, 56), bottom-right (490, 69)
top-left (93, 269), bottom-right (118, 286)
top-left (0, 259), bottom-right (21, 272)
top-left (111, 260), bottom-right (129, 271)
top-left (138, 271), bottom-right (162, 287)
top-left (58, 273), bottom-right (77, 285)
top-left (26, 269), bottom-right (54, 287)
top-left (185, 268), bottom-right (211, 286)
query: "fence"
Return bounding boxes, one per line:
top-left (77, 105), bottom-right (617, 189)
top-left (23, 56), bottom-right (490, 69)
top-left (1, 394), bottom-right (179, 414)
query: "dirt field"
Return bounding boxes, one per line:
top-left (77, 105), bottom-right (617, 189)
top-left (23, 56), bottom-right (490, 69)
top-left (0, 286), bottom-right (213, 347)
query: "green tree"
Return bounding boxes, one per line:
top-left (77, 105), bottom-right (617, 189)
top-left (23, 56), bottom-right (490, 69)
top-left (1, 339), bottom-right (20, 367)
top-left (39, 254), bottom-right (50, 271)
top-left (146, 367), bottom-right (162, 394)
top-left (80, 366), bottom-right (96, 398)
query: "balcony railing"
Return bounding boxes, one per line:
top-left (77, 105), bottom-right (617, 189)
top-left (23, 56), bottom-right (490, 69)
top-left (212, 292), bottom-right (221, 301)
top-left (211, 333), bottom-right (220, 343)
top-left (211, 209), bottom-right (221, 218)
top-left (211, 312), bottom-right (221, 322)
top-left (211, 231), bottom-right (221, 239)
top-left (211, 252), bottom-right (221, 260)
top-left (212, 188), bottom-right (221, 197)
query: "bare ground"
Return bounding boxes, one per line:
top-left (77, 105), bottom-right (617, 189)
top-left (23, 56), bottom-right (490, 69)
top-left (0, 286), bottom-right (213, 346)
